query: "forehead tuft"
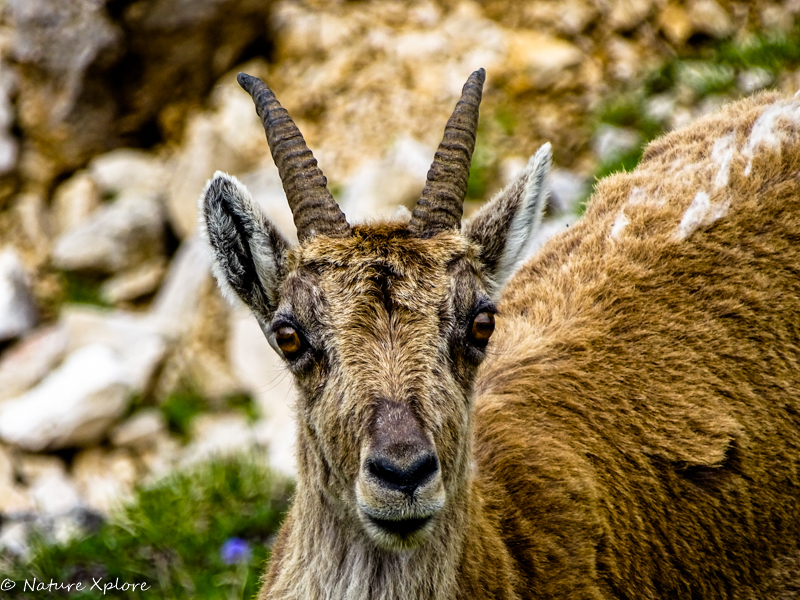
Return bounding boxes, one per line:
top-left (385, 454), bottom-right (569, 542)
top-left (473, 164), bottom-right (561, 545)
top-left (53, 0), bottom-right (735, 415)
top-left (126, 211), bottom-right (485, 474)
top-left (294, 222), bottom-right (474, 276)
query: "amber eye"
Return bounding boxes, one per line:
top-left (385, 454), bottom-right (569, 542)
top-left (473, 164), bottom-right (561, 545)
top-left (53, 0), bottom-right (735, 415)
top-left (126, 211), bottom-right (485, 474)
top-left (275, 326), bottom-right (304, 359)
top-left (469, 311), bottom-right (495, 346)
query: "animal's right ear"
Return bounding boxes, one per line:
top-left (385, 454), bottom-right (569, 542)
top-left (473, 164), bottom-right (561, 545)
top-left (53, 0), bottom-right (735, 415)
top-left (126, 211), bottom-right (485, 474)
top-left (200, 172), bottom-right (290, 322)
top-left (464, 143), bottom-right (552, 296)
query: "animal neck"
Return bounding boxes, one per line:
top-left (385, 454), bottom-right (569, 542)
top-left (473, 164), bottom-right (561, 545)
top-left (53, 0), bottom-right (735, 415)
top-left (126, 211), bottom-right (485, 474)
top-left (262, 430), bottom-right (481, 600)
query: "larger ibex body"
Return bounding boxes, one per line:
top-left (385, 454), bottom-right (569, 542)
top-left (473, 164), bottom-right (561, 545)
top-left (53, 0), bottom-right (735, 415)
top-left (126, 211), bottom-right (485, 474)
top-left (202, 69), bottom-right (800, 599)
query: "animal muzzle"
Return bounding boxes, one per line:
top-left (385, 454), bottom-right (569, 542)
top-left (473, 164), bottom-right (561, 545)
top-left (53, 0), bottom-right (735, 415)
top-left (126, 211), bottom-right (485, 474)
top-left (356, 400), bottom-right (446, 548)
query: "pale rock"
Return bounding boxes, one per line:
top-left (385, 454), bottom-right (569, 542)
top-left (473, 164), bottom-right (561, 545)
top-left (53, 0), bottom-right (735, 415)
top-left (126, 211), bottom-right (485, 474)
top-left (252, 417), bottom-right (296, 478)
top-left (51, 191), bottom-right (165, 274)
top-left (608, 0), bottom-right (653, 31)
top-left (185, 347), bottom-right (242, 401)
top-left (181, 413), bottom-right (258, 466)
top-left (52, 512), bottom-right (87, 546)
top-left (166, 66), bottom-right (267, 238)
top-left (0, 521), bottom-right (30, 558)
top-left (0, 344), bottom-right (131, 451)
top-left (694, 95), bottom-right (728, 120)
top-left (273, 5), bottom-right (356, 57)
top-left (0, 444), bottom-right (12, 487)
top-left (592, 125), bottom-right (642, 162)
top-left (738, 68), bottom-right (774, 94)
top-left (409, 2), bottom-right (443, 27)
top-left (15, 193), bottom-right (51, 257)
top-left (237, 165), bottom-right (297, 242)
top-left (0, 485), bottom-right (35, 516)
top-left (73, 448), bottom-right (137, 515)
top-left (0, 247), bottom-right (38, 342)
top-left (505, 31), bottom-right (583, 90)
top-left (62, 306), bottom-right (167, 391)
top-left (29, 469), bottom-right (82, 515)
top-left (549, 169), bottom-right (590, 215)
top-left (0, 325), bottom-right (68, 402)
top-left (8, 0), bottom-right (123, 171)
top-left (229, 308), bottom-right (297, 476)
top-left (606, 37), bottom-right (641, 82)
top-left (658, 4), bottom-right (693, 46)
top-left (393, 31), bottom-right (448, 62)
top-left (500, 157), bottom-right (527, 186)
top-left (150, 236), bottom-right (212, 338)
top-left (670, 107), bottom-right (694, 131)
top-left (100, 258), bottom-right (167, 304)
top-left (0, 62), bottom-right (18, 175)
top-left (51, 171), bottom-right (101, 236)
top-left (17, 453), bottom-right (66, 482)
top-left (138, 431), bottom-right (181, 482)
top-left (760, 4), bottom-right (793, 31)
top-left (523, 0), bottom-right (597, 36)
top-left (339, 136), bottom-right (433, 224)
top-left (687, 0), bottom-right (734, 39)
top-left (88, 149), bottom-right (168, 197)
top-left (110, 409), bottom-right (166, 449)
top-left (645, 93), bottom-right (677, 123)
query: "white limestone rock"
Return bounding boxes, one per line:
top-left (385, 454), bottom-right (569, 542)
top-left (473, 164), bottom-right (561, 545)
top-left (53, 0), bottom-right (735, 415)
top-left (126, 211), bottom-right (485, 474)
top-left (51, 171), bottom-right (101, 236)
top-left (99, 258), bottom-right (167, 304)
top-left (549, 169), bottom-right (590, 215)
top-left (61, 305), bottom-right (168, 391)
top-left (0, 247), bottom-right (38, 342)
top-left (29, 469), bottom-right (82, 516)
top-left (0, 485), bottom-right (35, 516)
top-left (229, 308), bottom-right (297, 476)
top-left (0, 444), bottom-right (13, 487)
top-left (137, 430), bottom-right (181, 483)
top-left (339, 136), bottom-right (433, 224)
top-left (166, 67), bottom-right (267, 238)
top-left (73, 448), bottom-right (137, 515)
top-left (0, 325), bottom-right (68, 403)
top-left (51, 191), bottom-right (165, 274)
top-left (0, 521), bottom-right (30, 558)
top-left (180, 412), bottom-right (258, 466)
top-left (0, 345), bottom-right (132, 451)
top-left (111, 409), bottom-right (166, 449)
top-left (88, 148), bottom-right (169, 197)
top-left (149, 236), bottom-right (212, 338)
top-left (592, 125), bottom-right (642, 163)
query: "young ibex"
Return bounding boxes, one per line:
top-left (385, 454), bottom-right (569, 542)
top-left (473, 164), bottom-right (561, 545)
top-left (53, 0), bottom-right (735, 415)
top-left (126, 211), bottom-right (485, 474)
top-left (201, 69), bottom-right (800, 599)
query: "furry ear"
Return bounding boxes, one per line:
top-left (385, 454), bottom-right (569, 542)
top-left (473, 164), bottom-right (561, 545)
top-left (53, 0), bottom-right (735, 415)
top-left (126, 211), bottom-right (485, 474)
top-left (464, 143), bottom-right (552, 295)
top-left (200, 172), bottom-right (290, 322)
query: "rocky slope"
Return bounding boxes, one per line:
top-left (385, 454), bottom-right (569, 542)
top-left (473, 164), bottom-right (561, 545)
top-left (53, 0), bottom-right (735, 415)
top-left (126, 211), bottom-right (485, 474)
top-left (0, 0), bottom-right (799, 558)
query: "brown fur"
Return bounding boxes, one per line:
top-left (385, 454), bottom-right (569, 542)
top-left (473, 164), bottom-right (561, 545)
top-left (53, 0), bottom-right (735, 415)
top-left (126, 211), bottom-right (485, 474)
top-left (205, 91), bottom-right (800, 599)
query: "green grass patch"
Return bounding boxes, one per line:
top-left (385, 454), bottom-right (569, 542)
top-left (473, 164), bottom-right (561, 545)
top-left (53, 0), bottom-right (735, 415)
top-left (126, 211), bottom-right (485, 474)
top-left (60, 272), bottom-right (107, 307)
top-left (225, 392), bottom-right (260, 423)
top-left (160, 389), bottom-right (208, 439)
top-left (5, 457), bottom-right (293, 600)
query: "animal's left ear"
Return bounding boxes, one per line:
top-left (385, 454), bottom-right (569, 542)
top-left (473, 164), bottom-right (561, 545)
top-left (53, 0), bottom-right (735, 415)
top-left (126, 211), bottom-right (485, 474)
top-left (464, 143), bottom-right (552, 295)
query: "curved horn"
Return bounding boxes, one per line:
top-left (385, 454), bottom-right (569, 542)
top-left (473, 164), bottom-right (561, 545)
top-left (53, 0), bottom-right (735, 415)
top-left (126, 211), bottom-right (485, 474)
top-left (237, 72), bottom-right (351, 242)
top-left (408, 68), bottom-right (485, 237)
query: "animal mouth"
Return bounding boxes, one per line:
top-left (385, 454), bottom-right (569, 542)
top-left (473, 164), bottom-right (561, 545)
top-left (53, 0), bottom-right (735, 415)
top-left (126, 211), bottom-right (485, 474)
top-left (367, 515), bottom-right (432, 537)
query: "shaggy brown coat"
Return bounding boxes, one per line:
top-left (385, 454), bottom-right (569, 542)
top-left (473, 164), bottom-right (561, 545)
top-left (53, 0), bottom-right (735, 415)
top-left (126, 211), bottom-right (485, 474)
top-left (205, 90), bottom-right (800, 599)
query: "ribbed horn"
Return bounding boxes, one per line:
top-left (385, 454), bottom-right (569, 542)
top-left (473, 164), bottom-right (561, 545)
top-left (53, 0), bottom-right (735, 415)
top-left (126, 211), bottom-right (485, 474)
top-left (237, 72), bottom-right (350, 242)
top-left (408, 68), bottom-right (485, 237)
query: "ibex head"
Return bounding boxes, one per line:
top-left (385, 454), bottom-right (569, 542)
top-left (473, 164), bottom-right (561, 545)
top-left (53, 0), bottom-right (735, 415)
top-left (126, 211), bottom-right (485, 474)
top-left (201, 69), bottom-right (551, 550)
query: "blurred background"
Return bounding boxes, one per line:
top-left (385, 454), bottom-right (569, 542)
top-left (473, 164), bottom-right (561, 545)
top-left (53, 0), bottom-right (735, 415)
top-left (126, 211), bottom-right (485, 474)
top-left (0, 0), bottom-right (799, 597)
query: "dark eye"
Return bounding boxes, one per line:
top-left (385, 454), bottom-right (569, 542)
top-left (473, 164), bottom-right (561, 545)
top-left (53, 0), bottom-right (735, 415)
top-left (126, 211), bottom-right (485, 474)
top-left (275, 325), bottom-right (304, 360)
top-left (469, 311), bottom-right (495, 346)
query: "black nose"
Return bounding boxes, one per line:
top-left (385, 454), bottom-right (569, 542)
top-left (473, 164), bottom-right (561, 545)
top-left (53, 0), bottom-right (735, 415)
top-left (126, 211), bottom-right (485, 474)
top-left (366, 454), bottom-right (439, 495)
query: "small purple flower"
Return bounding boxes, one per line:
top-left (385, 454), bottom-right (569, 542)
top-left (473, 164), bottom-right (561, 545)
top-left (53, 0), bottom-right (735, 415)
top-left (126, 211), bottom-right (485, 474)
top-left (220, 537), bottom-right (252, 565)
